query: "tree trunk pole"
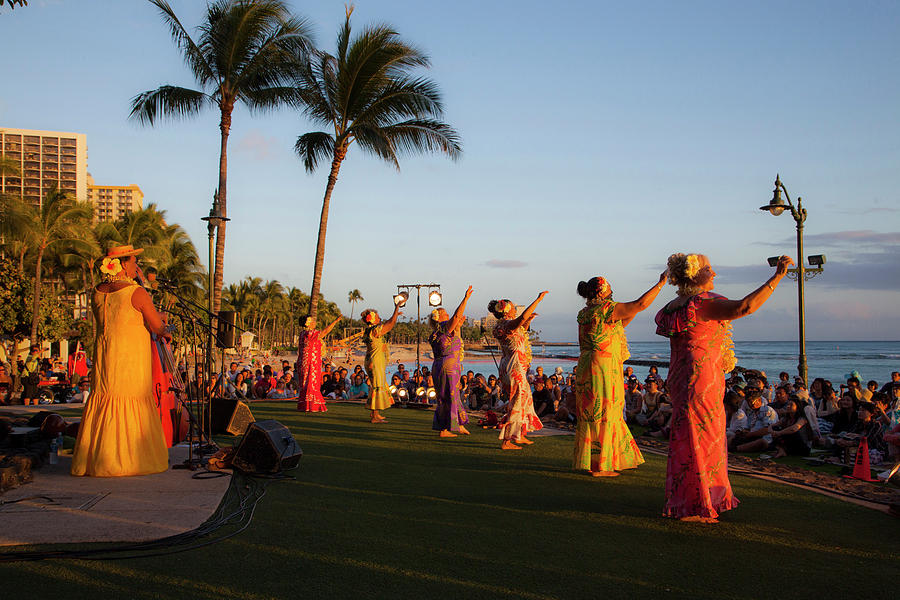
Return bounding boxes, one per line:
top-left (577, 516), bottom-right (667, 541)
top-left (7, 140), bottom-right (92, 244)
top-left (213, 106), bottom-right (232, 315)
top-left (30, 245), bottom-right (45, 343)
top-left (307, 148), bottom-right (346, 323)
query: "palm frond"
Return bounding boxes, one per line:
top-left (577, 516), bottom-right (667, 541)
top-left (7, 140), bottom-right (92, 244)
top-left (129, 86), bottom-right (209, 125)
top-left (149, 0), bottom-right (216, 85)
top-left (363, 119), bottom-right (462, 163)
top-left (294, 131), bottom-right (335, 173)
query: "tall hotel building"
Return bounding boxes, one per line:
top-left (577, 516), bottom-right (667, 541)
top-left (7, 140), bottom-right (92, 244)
top-left (86, 174), bottom-right (144, 223)
top-left (0, 127), bottom-right (88, 206)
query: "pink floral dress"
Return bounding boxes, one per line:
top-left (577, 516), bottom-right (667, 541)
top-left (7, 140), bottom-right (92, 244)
top-left (655, 291), bottom-right (738, 519)
top-left (494, 319), bottom-right (542, 440)
top-left (573, 300), bottom-right (644, 472)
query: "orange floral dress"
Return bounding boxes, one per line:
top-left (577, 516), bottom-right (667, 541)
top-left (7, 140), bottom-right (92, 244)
top-left (494, 319), bottom-right (542, 440)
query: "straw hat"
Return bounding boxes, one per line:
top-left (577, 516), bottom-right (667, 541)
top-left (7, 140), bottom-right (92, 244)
top-left (105, 244), bottom-right (143, 259)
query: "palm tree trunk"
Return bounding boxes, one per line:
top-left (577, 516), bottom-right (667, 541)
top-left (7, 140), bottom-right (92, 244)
top-left (17, 243), bottom-right (27, 275)
top-left (213, 104), bottom-right (232, 315)
top-left (30, 244), bottom-right (45, 342)
top-left (308, 148), bottom-right (347, 322)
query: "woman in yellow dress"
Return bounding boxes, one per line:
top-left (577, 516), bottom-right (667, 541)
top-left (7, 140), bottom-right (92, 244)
top-left (71, 245), bottom-right (170, 477)
top-left (360, 303), bottom-right (402, 423)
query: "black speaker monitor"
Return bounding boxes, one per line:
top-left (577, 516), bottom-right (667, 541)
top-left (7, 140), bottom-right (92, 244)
top-left (232, 420), bottom-right (302, 473)
top-left (216, 310), bottom-right (237, 349)
top-left (204, 398), bottom-right (255, 436)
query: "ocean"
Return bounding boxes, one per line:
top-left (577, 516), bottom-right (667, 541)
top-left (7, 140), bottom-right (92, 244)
top-left (460, 341), bottom-right (900, 385)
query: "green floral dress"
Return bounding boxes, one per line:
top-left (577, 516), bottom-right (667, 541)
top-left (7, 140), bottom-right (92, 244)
top-left (573, 299), bottom-right (644, 472)
top-left (364, 324), bottom-right (392, 410)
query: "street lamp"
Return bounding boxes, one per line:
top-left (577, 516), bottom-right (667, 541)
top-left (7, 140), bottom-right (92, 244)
top-left (759, 175), bottom-right (825, 386)
top-left (395, 283), bottom-right (441, 377)
top-left (201, 191), bottom-right (229, 391)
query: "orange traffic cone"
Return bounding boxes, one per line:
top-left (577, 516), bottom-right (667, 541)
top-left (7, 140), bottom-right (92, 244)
top-left (844, 436), bottom-right (878, 482)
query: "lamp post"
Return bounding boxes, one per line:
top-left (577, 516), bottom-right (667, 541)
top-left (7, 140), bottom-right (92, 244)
top-left (759, 175), bottom-right (825, 386)
top-left (201, 192), bottom-right (229, 390)
top-left (394, 283), bottom-right (442, 376)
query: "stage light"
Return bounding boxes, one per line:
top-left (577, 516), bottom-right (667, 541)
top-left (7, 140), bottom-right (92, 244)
top-left (428, 290), bottom-right (442, 306)
top-left (389, 385), bottom-right (398, 395)
top-left (427, 387), bottom-right (436, 401)
top-left (808, 254), bottom-right (826, 267)
top-left (397, 388), bottom-right (408, 400)
top-left (415, 386), bottom-right (426, 398)
top-left (767, 256), bottom-right (780, 267)
top-left (393, 291), bottom-right (409, 307)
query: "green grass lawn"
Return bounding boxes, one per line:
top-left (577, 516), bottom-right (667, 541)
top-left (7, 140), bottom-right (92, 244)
top-left (3, 402), bottom-right (898, 599)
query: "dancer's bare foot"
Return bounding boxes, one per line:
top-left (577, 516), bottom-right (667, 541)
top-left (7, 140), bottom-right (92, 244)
top-left (439, 430), bottom-right (457, 437)
top-left (591, 471), bottom-right (620, 477)
top-left (678, 516), bottom-right (718, 524)
top-left (458, 426), bottom-right (470, 435)
top-left (501, 440), bottom-right (522, 450)
top-left (514, 436), bottom-right (533, 445)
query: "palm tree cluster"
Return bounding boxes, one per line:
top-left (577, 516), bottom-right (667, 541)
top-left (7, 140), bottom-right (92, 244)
top-left (133, 0), bottom-right (461, 327)
top-left (222, 278), bottom-right (342, 351)
top-left (0, 185), bottom-right (206, 345)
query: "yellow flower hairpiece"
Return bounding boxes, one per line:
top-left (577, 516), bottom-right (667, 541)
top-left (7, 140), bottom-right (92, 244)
top-left (100, 257), bottom-right (122, 276)
top-left (364, 312), bottom-right (377, 324)
top-left (685, 254), bottom-right (701, 280)
top-left (431, 308), bottom-right (448, 322)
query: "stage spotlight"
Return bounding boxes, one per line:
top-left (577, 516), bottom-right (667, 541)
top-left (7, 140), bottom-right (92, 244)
top-left (397, 388), bottom-right (408, 400)
top-left (808, 254), bottom-right (826, 267)
top-left (389, 385), bottom-right (398, 395)
top-left (415, 386), bottom-right (426, 399)
top-left (393, 291), bottom-right (409, 307)
top-left (428, 290), bottom-right (442, 306)
top-left (767, 256), bottom-right (780, 267)
top-left (427, 387), bottom-right (436, 402)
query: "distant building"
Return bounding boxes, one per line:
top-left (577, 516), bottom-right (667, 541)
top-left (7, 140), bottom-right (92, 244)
top-left (0, 127), bottom-right (88, 206)
top-left (481, 305), bottom-right (526, 332)
top-left (86, 173), bottom-right (144, 223)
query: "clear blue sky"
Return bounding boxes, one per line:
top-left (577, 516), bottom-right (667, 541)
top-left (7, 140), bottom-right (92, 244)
top-left (3, 0), bottom-right (899, 341)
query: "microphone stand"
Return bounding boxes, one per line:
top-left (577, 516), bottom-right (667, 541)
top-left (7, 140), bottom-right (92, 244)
top-left (154, 281), bottom-right (220, 469)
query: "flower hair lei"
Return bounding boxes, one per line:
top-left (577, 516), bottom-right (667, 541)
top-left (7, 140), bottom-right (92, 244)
top-left (431, 308), bottom-right (448, 322)
top-left (364, 312), bottom-right (377, 324)
top-left (685, 254), bottom-right (701, 280)
top-left (99, 257), bottom-right (135, 283)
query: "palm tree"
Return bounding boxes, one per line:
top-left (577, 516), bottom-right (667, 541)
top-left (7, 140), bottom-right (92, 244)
top-left (347, 289), bottom-right (363, 321)
top-left (130, 0), bottom-right (313, 313)
top-left (292, 5), bottom-right (461, 322)
top-left (2, 188), bottom-right (93, 341)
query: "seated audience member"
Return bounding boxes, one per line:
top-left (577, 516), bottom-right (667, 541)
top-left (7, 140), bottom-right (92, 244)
top-left (771, 398), bottom-right (812, 457)
top-left (547, 374), bottom-right (562, 410)
top-left (816, 383), bottom-right (839, 433)
top-left (824, 393), bottom-right (858, 436)
top-left (486, 375), bottom-right (501, 409)
top-left (338, 367), bottom-right (350, 389)
top-left (532, 378), bottom-right (556, 419)
top-left (557, 378), bottom-right (577, 425)
top-left (833, 400), bottom-right (887, 457)
top-left (328, 379), bottom-right (349, 400)
top-left (724, 391), bottom-right (745, 446)
top-left (878, 372), bottom-right (900, 394)
top-left (842, 376), bottom-right (865, 403)
top-left (392, 363), bottom-right (407, 382)
top-left (467, 373), bottom-right (491, 410)
top-left (348, 373), bottom-right (369, 399)
top-left (809, 377), bottom-right (826, 405)
top-left (70, 377), bottom-right (91, 403)
top-left (321, 371), bottom-right (340, 397)
top-left (647, 394), bottom-right (673, 438)
top-left (406, 371), bottom-right (425, 402)
top-left (532, 366), bottom-right (546, 386)
top-left (267, 381), bottom-right (291, 399)
top-left (638, 378), bottom-right (663, 427)
top-left (769, 384), bottom-right (792, 417)
top-left (646, 365), bottom-right (664, 387)
top-left (864, 379), bottom-right (879, 402)
top-left (389, 374), bottom-right (406, 402)
top-left (729, 388), bottom-right (779, 453)
top-left (624, 376), bottom-right (643, 424)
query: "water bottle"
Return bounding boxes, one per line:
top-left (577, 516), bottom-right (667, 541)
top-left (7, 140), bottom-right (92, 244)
top-left (49, 438), bottom-right (59, 465)
top-left (57, 432), bottom-right (64, 452)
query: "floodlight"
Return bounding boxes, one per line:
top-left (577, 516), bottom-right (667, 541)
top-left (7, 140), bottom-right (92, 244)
top-left (428, 290), bottom-right (442, 306)
top-left (808, 255), bottom-right (826, 267)
top-left (393, 291), bottom-right (409, 307)
top-left (767, 257), bottom-right (780, 267)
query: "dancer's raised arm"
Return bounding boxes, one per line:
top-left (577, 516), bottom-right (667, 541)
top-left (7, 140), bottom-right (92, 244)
top-left (321, 314), bottom-right (342, 338)
top-left (448, 286), bottom-right (474, 334)
top-left (511, 291), bottom-right (549, 330)
top-left (699, 256), bottom-right (792, 322)
top-left (611, 271), bottom-right (668, 322)
top-left (380, 303), bottom-right (403, 335)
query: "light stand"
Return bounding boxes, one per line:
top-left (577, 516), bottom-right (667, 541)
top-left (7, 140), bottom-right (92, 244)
top-left (201, 192), bottom-right (229, 440)
top-left (394, 283), bottom-right (442, 377)
top-left (759, 174), bottom-right (826, 386)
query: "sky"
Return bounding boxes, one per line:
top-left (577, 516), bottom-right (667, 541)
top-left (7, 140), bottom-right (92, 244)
top-left (2, 0), bottom-right (899, 342)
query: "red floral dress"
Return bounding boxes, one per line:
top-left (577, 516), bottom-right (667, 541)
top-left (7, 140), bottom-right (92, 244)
top-left (296, 329), bottom-right (327, 412)
top-left (494, 319), bottom-right (542, 440)
top-left (655, 292), bottom-right (738, 519)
